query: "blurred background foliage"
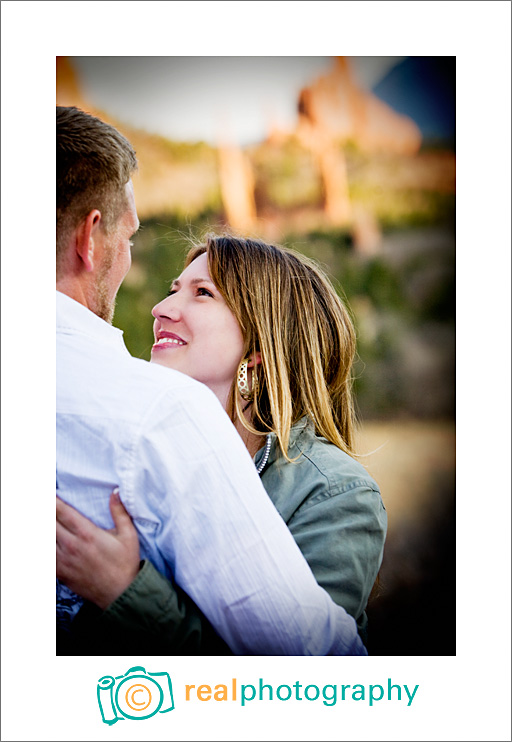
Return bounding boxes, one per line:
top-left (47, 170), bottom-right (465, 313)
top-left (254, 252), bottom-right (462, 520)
top-left (57, 56), bottom-right (456, 655)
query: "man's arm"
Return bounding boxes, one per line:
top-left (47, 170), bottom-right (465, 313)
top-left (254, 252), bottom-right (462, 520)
top-left (62, 562), bottom-right (231, 656)
top-left (57, 494), bottom-right (230, 655)
top-left (130, 383), bottom-right (367, 656)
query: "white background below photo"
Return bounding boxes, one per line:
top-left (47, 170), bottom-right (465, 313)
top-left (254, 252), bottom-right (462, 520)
top-left (1, 1), bottom-right (511, 741)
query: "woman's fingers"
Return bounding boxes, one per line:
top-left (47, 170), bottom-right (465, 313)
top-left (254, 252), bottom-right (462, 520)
top-left (56, 518), bottom-right (74, 552)
top-left (56, 496), bottom-right (95, 539)
top-left (109, 489), bottom-right (137, 540)
top-left (56, 491), bottom-right (141, 609)
top-left (56, 521), bottom-right (84, 583)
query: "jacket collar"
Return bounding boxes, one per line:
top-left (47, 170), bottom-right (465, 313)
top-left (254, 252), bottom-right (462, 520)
top-left (253, 417), bottom-right (313, 471)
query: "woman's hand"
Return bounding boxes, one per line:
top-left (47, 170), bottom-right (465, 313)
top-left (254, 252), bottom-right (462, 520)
top-left (56, 490), bottom-right (140, 610)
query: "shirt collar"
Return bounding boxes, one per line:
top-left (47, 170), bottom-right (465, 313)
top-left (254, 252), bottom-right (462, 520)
top-left (56, 290), bottom-right (128, 353)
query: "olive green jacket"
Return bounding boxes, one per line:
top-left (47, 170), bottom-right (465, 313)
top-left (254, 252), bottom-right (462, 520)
top-left (62, 419), bottom-right (386, 655)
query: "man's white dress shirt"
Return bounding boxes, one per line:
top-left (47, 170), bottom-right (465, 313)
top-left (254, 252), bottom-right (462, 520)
top-left (56, 291), bottom-right (366, 655)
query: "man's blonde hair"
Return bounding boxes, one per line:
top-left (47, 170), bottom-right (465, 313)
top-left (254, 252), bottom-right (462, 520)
top-left (185, 234), bottom-right (357, 460)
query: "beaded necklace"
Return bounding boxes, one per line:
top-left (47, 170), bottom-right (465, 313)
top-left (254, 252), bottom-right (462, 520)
top-left (256, 434), bottom-right (272, 475)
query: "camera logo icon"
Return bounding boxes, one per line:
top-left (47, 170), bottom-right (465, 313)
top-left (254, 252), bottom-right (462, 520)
top-left (97, 666), bottom-right (174, 724)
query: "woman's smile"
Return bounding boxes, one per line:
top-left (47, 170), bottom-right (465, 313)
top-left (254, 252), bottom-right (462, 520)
top-left (152, 331), bottom-right (187, 349)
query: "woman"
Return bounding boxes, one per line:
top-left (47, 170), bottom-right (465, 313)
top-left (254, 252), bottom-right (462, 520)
top-left (57, 234), bottom-right (386, 653)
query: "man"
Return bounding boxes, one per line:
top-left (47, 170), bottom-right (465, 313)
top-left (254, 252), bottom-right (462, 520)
top-left (56, 106), bottom-right (365, 655)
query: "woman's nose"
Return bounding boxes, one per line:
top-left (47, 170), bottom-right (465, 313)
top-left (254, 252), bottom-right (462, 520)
top-left (151, 295), bottom-right (180, 321)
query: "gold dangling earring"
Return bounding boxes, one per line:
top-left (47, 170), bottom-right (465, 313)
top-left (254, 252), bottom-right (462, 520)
top-left (237, 358), bottom-right (255, 401)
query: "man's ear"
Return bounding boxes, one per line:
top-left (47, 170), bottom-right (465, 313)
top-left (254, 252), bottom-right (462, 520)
top-left (75, 210), bottom-right (102, 272)
top-left (247, 352), bottom-right (262, 368)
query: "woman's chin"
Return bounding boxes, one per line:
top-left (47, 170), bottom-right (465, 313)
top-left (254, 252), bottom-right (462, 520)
top-left (150, 353), bottom-right (173, 369)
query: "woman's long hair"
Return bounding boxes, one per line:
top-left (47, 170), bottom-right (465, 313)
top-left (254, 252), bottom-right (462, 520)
top-left (184, 234), bottom-right (357, 460)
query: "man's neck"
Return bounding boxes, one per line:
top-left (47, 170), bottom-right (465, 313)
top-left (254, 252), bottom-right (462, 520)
top-left (56, 276), bottom-right (90, 310)
top-left (57, 275), bottom-right (114, 324)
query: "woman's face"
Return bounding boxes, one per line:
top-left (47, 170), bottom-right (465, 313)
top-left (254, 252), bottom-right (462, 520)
top-left (151, 253), bottom-right (245, 408)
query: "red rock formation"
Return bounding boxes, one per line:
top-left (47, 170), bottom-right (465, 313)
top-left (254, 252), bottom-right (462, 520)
top-left (218, 144), bottom-right (257, 232)
top-left (298, 57), bottom-right (421, 155)
top-left (294, 57), bottom-right (422, 245)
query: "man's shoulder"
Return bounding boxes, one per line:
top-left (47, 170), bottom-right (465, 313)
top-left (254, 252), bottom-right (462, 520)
top-left (123, 354), bottom-right (200, 391)
top-left (125, 356), bottom-right (219, 408)
top-left (58, 337), bottom-right (216, 421)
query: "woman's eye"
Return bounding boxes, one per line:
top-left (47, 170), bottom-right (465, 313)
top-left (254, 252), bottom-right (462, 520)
top-left (197, 287), bottom-right (214, 298)
top-left (167, 288), bottom-right (177, 297)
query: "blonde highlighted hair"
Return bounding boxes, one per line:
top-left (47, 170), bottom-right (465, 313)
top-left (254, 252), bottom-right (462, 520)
top-left (185, 234), bottom-right (357, 460)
